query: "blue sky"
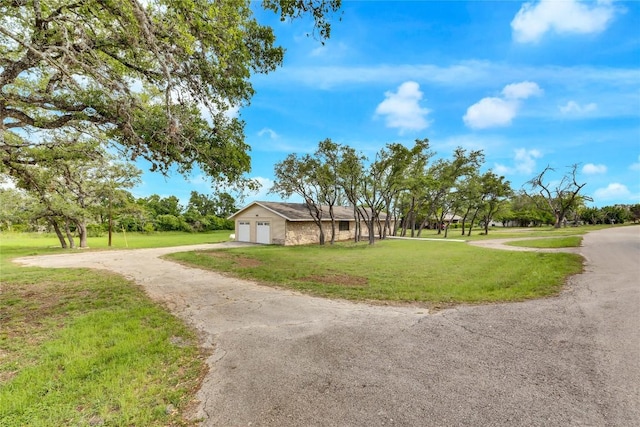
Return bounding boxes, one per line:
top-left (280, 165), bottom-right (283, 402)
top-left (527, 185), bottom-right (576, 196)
top-left (135, 0), bottom-right (640, 209)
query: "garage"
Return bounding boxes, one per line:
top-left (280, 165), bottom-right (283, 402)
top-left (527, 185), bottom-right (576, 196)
top-left (256, 221), bottom-right (270, 244)
top-left (238, 221), bottom-right (250, 242)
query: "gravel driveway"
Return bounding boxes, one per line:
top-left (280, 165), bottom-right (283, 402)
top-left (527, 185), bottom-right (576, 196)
top-left (16, 226), bottom-right (640, 426)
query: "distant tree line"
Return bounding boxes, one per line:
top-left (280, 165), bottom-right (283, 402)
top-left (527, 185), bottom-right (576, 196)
top-left (0, 187), bottom-right (236, 247)
top-left (1, 134), bottom-right (237, 249)
top-left (271, 138), bottom-right (639, 245)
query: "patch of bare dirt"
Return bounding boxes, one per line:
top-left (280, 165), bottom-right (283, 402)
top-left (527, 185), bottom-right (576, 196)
top-left (196, 250), bottom-right (262, 268)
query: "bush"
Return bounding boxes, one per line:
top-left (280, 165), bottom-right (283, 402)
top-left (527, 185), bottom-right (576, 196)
top-left (205, 215), bottom-right (234, 231)
top-left (86, 223), bottom-right (106, 237)
top-left (154, 215), bottom-right (193, 232)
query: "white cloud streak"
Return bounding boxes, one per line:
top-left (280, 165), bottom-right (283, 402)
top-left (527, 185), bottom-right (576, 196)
top-left (493, 148), bottom-right (543, 175)
top-left (582, 163), bottom-right (607, 174)
top-left (511, 0), bottom-right (619, 43)
top-left (559, 101), bottom-right (598, 115)
top-left (260, 61), bottom-right (639, 98)
top-left (502, 81), bottom-right (543, 99)
top-left (258, 128), bottom-right (279, 140)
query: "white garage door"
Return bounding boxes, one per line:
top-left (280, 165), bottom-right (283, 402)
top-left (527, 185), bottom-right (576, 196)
top-left (238, 221), bottom-right (250, 242)
top-left (256, 221), bottom-right (270, 244)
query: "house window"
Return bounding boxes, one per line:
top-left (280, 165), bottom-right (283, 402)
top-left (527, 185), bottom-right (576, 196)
top-left (339, 221), bottom-right (350, 231)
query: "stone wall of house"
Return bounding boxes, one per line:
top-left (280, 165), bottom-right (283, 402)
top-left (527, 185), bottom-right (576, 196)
top-left (285, 222), bottom-right (321, 246)
top-left (284, 221), bottom-right (373, 245)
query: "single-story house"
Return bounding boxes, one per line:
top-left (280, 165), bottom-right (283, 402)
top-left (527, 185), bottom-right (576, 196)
top-left (228, 201), bottom-right (385, 245)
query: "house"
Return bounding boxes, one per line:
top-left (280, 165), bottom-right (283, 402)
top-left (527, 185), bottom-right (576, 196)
top-left (228, 201), bottom-right (384, 245)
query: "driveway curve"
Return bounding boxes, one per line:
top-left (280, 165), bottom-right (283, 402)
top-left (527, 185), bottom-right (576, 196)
top-left (16, 226), bottom-right (640, 426)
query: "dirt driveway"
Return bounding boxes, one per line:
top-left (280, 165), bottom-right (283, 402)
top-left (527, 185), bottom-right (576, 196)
top-left (16, 227), bottom-right (640, 426)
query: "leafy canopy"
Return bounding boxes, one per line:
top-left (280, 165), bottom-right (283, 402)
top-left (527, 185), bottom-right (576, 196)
top-left (0, 0), bottom-right (341, 186)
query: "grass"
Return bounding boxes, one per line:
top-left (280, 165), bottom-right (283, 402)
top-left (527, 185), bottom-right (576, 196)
top-left (168, 238), bottom-right (584, 306)
top-left (0, 230), bottom-right (231, 250)
top-left (0, 236), bottom-right (210, 426)
top-left (412, 223), bottom-right (614, 241)
top-left (506, 236), bottom-right (583, 248)
top-left (0, 227), bottom-right (593, 424)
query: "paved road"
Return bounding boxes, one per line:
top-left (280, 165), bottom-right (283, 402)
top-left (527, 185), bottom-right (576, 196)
top-left (16, 227), bottom-right (640, 426)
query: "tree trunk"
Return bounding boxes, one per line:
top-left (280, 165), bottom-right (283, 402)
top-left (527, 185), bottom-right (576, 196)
top-left (408, 197), bottom-right (416, 237)
top-left (554, 211), bottom-right (562, 228)
top-left (416, 218), bottom-right (428, 237)
top-left (329, 205), bottom-right (336, 244)
top-left (368, 218), bottom-right (375, 245)
top-left (77, 221), bottom-right (88, 248)
top-left (318, 221), bottom-right (325, 245)
top-left (64, 220), bottom-right (76, 249)
top-left (51, 220), bottom-right (68, 248)
top-left (461, 206), bottom-right (472, 236)
top-left (352, 206), bottom-right (360, 243)
top-left (468, 209), bottom-right (480, 236)
top-left (108, 197), bottom-right (113, 247)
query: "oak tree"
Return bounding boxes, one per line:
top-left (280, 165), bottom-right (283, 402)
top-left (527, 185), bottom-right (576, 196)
top-left (1, 0), bottom-right (340, 186)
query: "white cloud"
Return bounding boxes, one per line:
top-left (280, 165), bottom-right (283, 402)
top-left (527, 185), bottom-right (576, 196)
top-left (582, 163), bottom-right (607, 174)
top-left (464, 81), bottom-right (542, 129)
top-left (492, 148), bottom-right (542, 176)
top-left (309, 41), bottom-right (348, 58)
top-left (559, 100), bottom-right (598, 115)
top-left (258, 128), bottom-right (279, 140)
top-left (374, 81), bottom-right (431, 134)
top-left (514, 148), bottom-right (543, 174)
top-left (593, 183), bottom-right (631, 200)
top-left (493, 163), bottom-right (513, 175)
top-left (630, 155), bottom-right (640, 171)
top-left (511, 0), bottom-right (618, 43)
top-left (502, 81), bottom-right (543, 100)
top-left (252, 176), bottom-right (275, 199)
top-left (463, 97), bottom-right (518, 129)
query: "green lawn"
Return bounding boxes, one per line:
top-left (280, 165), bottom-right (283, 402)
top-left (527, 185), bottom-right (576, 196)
top-left (412, 223), bottom-right (613, 241)
top-left (0, 236), bottom-right (210, 426)
top-left (168, 238), bottom-right (584, 306)
top-left (0, 228), bottom-right (590, 425)
top-left (506, 236), bottom-right (583, 248)
top-left (0, 230), bottom-right (231, 251)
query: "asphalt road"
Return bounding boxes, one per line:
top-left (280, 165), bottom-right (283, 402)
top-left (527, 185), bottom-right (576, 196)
top-left (16, 226), bottom-right (640, 426)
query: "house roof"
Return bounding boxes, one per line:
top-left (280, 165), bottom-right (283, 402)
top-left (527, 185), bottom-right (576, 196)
top-left (229, 201), bottom-right (382, 222)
